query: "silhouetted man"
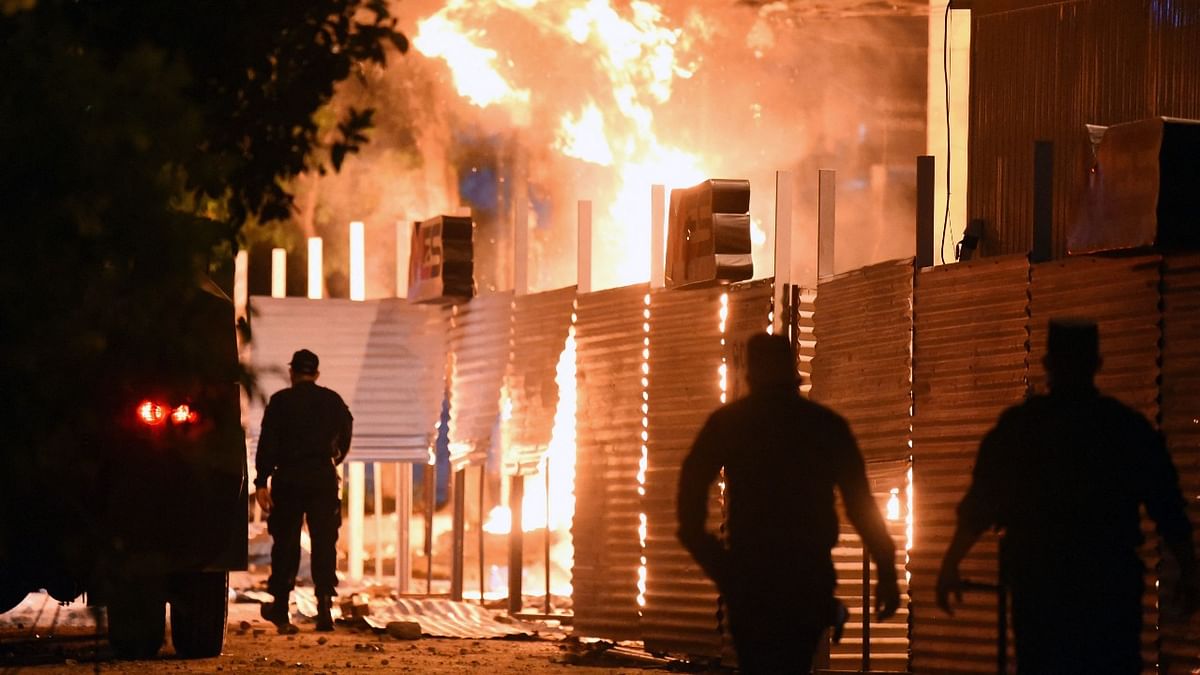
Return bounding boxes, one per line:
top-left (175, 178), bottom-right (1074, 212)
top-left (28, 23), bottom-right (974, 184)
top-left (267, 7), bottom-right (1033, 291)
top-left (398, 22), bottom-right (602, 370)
top-left (677, 333), bottom-right (901, 674)
top-left (937, 320), bottom-right (1197, 674)
top-left (255, 349), bottom-right (353, 633)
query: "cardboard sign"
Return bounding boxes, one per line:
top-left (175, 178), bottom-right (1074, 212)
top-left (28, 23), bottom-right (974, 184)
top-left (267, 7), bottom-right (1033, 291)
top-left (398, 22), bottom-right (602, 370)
top-left (408, 215), bottom-right (474, 304)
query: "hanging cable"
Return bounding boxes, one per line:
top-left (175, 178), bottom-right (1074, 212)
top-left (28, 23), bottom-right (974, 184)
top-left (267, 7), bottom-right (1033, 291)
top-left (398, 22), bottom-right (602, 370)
top-left (939, 1), bottom-right (953, 264)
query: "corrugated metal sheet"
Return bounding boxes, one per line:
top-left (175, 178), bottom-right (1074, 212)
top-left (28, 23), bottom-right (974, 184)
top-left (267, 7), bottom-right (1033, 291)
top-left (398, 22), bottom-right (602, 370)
top-left (1028, 254), bottom-right (1162, 673)
top-left (1159, 253), bottom-right (1200, 674)
top-left (504, 286), bottom-right (577, 476)
top-left (723, 280), bottom-right (774, 402)
top-left (829, 458), bottom-right (912, 672)
top-left (910, 255), bottom-right (1030, 674)
top-left (642, 286), bottom-right (726, 658)
top-left (447, 291), bottom-right (513, 470)
top-left (969, 0), bottom-right (1200, 259)
top-left (246, 297), bottom-right (448, 463)
top-left (811, 257), bottom-right (914, 462)
top-left (571, 283), bottom-right (649, 643)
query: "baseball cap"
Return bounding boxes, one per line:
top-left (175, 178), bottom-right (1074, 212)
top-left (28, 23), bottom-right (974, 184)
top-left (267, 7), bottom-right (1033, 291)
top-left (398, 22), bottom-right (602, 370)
top-left (289, 349), bottom-right (319, 375)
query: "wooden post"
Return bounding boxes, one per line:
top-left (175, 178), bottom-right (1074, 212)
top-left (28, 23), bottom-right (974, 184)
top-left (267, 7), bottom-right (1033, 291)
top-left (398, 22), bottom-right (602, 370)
top-left (650, 185), bottom-right (666, 290)
top-left (348, 461), bottom-right (365, 581)
top-left (307, 237), bottom-right (323, 300)
top-left (396, 220), bottom-right (410, 300)
top-left (916, 155), bottom-right (936, 268)
top-left (507, 476), bottom-right (524, 614)
top-left (818, 170), bottom-right (836, 280)
top-left (450, 467), bottom-right (466, 601)
top-left (1033, 141), bottom-right (1054, 263)
top-left (271, 248), bottom-right (287, 298)
top-left (773, 171), bottom-right (793, 336)
top-left (577, 200), bottom-right (592, 294)
top-left (396, 462), bottom-right (412, 593)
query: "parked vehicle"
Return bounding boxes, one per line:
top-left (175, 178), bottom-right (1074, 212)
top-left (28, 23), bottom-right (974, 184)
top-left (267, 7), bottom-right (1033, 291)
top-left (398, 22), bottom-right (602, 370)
top-left (0, 279), bottom-right (247, 659)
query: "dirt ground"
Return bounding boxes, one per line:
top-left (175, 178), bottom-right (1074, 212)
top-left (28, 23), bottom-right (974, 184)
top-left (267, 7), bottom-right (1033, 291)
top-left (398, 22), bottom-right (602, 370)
top-left (0, 600), bottom-right (690, 674)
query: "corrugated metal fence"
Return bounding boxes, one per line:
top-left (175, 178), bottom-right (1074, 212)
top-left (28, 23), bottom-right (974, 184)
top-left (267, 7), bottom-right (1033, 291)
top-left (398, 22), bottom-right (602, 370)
top-left (910, 255), bottom-right (1030, 674)
top-left (447, 291), bottom-right (513, 470)
top-left (572, 284), bottom-right (650, 642)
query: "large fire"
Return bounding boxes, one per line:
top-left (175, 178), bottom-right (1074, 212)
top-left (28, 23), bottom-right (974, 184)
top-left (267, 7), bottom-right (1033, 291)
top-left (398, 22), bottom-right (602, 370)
top-left (412, 0), bottom-right (758, 289)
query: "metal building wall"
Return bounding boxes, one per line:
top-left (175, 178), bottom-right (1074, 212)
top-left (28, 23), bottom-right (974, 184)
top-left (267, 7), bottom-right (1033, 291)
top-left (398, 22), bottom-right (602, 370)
top-left (505, 286), bottom-right (577, 476)
top-left (447, 291), bottom-right (513, 469)
top-left (1161, 253), bottom-right (1200, 674)
top-left (810, 257), bottom-right (915, 670)
top-left (571, 284), bottom-right (649, 642)
top-left (1027, 254), bottom-right (1163, 673)
top-left (967, 0), bottom-right (1200, 259)
top-left (909, 255), bottom-right (1030, 674)
top-left (642, 286), bottom-right (726, 657)
top-left (246, 297), bottom-right (448, 463)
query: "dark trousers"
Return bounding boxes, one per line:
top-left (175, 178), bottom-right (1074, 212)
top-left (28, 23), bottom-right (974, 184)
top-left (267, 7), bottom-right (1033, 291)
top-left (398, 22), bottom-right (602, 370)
top-left (1011, 575), bottom-right (1143, 675)
top-left (726, 594), bottom-right (825, 674)
top-left (267, 470), bottom-right (340, 599)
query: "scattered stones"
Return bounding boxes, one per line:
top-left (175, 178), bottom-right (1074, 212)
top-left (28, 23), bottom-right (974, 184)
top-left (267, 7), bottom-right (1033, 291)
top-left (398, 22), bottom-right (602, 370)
top-left (380, 659), bottom-right (389, 666)
top-left (239, 620), bottom-right (251, 631)
top-left (252, 628), bottom-right (266, 638)
top-left (317, 636), bottom-right (328, 645)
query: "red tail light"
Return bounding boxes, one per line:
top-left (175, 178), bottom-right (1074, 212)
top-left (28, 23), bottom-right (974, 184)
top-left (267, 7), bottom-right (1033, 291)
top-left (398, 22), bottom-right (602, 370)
top-left (136, 400), bottom-right (201, 426)
top-left (171, 404), bottom-right (199, 424)
top-left (137, 400), bottom-right (168, 426)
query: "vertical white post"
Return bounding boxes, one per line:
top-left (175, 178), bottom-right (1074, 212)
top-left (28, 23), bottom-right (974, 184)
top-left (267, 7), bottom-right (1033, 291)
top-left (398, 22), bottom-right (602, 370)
top-left (650, 185), bottom-right (666, 290)
top-left (307, 237), bottom-right (324, 300)
top-left (577, 200), bottom-right (592, 294)
top-left (348, 461), bottom-right (366, 581)
top-left (350, 221), bottom-right (365, 301)
top-left (396, 462), bottom-right (413, 593)
top-left (373, 464), bottom-right (384, 579)
top-left (514, 192), bottom-right (529, 296)
top-left (234, 250), bottom-right (257, 521)
top-left (818, 170), bottom-right (836, 280)
top-left (234, 250), bottom-right (249, 322)
top-left (271, 248), bottom-right (287, 298)
top-left (773, 171), bottom-right (793, 335)
top-left (929, 0), bottom-right (972, 265)
top-left (396, 221), bottom-right (410, 300)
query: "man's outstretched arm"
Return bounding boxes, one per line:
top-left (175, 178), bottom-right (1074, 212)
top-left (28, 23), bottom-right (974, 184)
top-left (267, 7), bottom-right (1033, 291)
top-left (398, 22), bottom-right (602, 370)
top-left (833, 417), bottom-right (900, 620)
top-left (676, 414), bottom-right (729, 589)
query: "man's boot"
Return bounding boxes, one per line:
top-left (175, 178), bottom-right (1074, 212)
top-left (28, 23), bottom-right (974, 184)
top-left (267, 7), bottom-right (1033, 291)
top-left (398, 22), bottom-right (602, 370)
top-left (260, 596), bottom-right (298, 634)
top-left (315, 594), bottom-right (334, 632)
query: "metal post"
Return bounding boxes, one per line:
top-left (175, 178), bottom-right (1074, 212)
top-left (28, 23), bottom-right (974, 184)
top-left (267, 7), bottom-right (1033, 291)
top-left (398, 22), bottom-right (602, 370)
top-left (651, 185), bottom-right (666, 289)
top-left (396, 462), bottom-right (412, 594)
top-left (348, 461), bottom-right (365, 581)
top-left (577, 201), bottom-right (592, 294)
top-left (478, 464), bottom-right (486, 604)
top-left (451, 468), bottom-right (466, 601)
top-left (917, 155), bottom-right (936, 268)
top-left (1033, 141), bottom-right (1054, 263)
top-left (508, 475), bottom-right (525, 614)
top-left (373, 464), bottom-right (383, 578)
top-left (424, 464), bottom-right (435, 595)
top-left (774, 170), bottom-right (793, 337)
top-left (818, 170), bottom-right (836, 280)
top-left (544, 458), bottom-right (552, 615)
top-left (862, 548), bottom-right (872, 671)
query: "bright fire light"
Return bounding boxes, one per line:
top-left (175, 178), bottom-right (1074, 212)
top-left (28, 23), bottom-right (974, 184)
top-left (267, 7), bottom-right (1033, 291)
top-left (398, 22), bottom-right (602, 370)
top-left (637, 292), bottom-right (651, 609)
top-left (413, 0), bottom-right (711, 290)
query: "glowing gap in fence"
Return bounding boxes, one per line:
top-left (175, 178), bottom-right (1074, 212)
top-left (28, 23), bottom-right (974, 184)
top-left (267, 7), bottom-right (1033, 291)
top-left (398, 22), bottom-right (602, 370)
top-left (637, 292), bottom-right (651, 609)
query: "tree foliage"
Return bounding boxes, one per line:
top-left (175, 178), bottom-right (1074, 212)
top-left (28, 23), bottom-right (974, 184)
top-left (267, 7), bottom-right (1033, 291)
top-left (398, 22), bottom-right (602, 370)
top-left (0, 0), bottom-right (406, 560)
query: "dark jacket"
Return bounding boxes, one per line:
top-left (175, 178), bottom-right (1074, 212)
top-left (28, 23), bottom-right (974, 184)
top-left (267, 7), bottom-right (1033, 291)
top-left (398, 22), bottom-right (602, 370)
top-left (957, 388), bottom-right (1191, 589)
top-left (254, 381), bottom-right (353, 489)
top-left (676, 385), bottom-right (895, 618)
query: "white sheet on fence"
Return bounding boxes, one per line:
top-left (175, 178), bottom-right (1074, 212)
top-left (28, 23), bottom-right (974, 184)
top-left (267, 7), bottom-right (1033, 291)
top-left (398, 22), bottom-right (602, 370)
top-left (246, 297), bottom-right (448, 464)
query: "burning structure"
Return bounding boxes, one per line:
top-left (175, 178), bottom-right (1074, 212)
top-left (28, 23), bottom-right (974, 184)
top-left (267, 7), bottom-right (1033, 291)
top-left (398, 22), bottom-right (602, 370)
top-left (234, 0), bottom-right (1200, 673)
